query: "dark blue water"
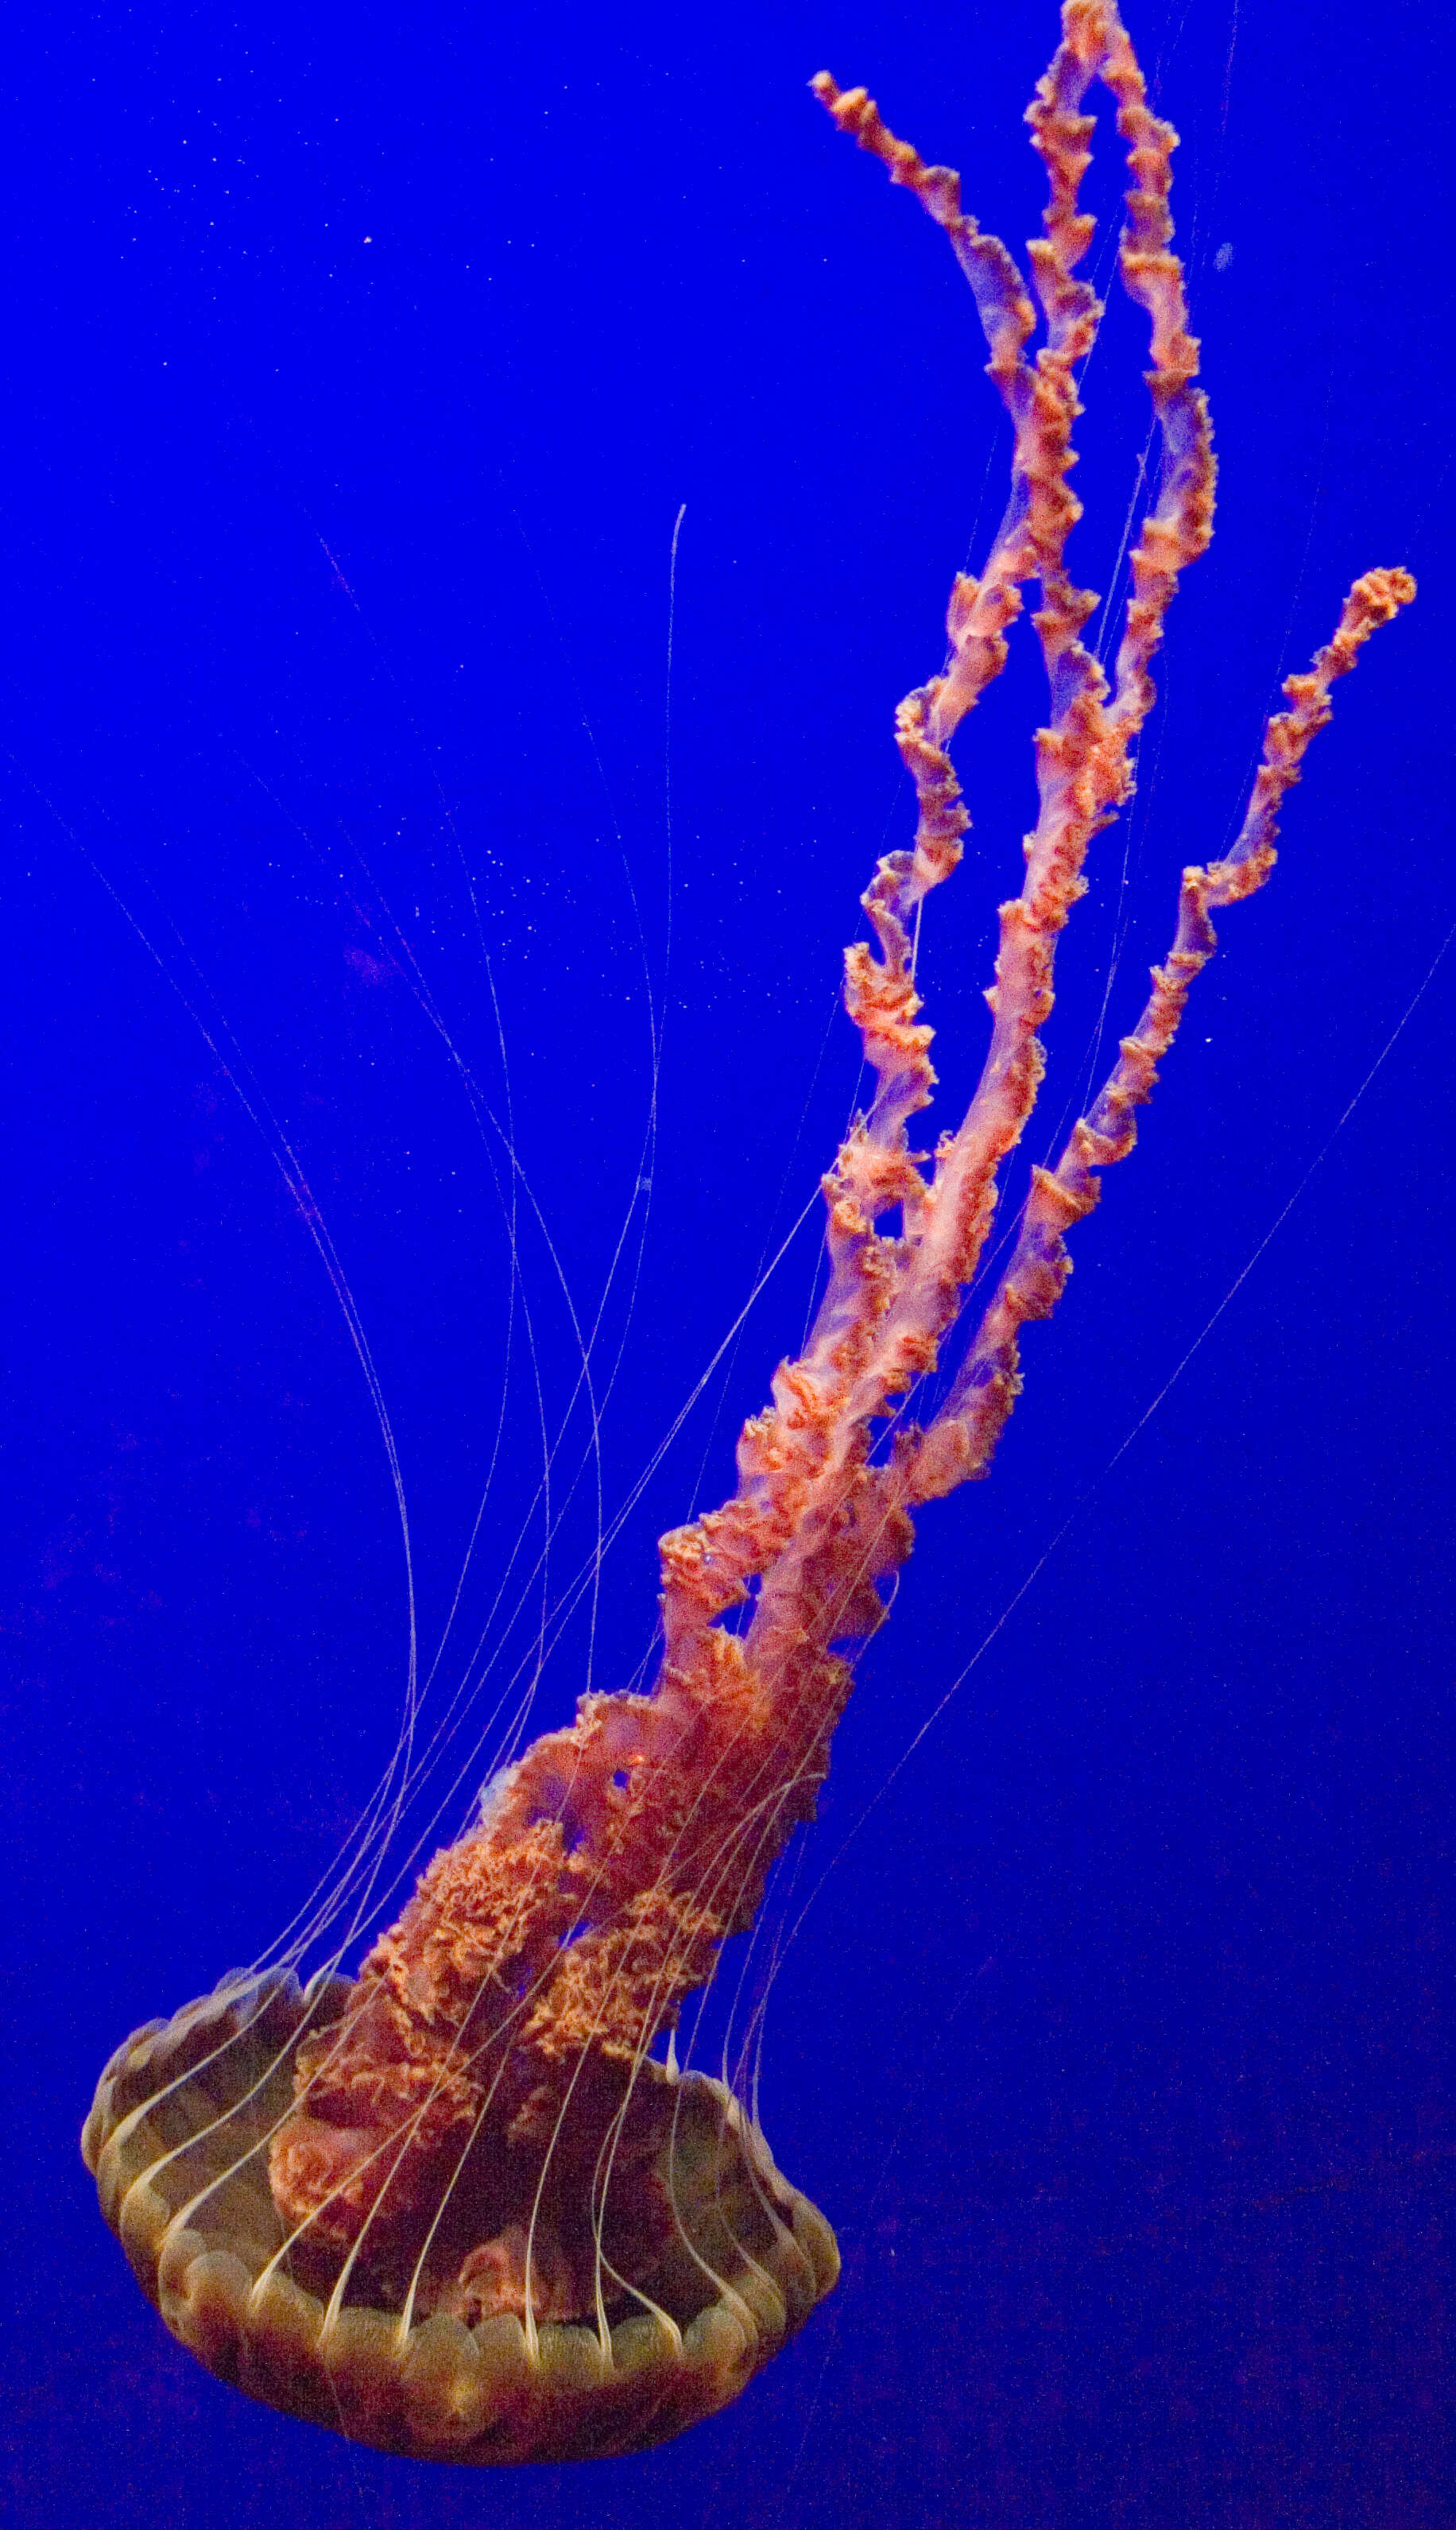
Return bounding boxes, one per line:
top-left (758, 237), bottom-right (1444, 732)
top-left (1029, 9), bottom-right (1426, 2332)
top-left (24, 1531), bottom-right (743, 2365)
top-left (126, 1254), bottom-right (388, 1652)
top-left (5, 2), bottom-right (1452, 2523)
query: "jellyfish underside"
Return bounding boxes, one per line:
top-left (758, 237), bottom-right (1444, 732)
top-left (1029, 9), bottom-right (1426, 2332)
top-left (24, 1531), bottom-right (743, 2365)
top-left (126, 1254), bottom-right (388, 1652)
top-left (83, 0), bottom-right (1412, 2468)
top-left (83, 1974), bottom-right (834, 2462)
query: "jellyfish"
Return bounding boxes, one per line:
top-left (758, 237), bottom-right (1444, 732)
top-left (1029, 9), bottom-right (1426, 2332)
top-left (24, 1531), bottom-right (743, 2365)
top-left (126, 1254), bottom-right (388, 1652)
top-left (82, 0), bottom-right (1413, 2468)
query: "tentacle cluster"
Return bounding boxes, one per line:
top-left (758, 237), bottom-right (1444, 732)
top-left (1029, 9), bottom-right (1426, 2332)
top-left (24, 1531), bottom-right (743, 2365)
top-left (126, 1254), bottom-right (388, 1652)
top-left (264, 0), bottom-right (1411, 2333)
top-left (86, 3), bottom-right (1413, 2462)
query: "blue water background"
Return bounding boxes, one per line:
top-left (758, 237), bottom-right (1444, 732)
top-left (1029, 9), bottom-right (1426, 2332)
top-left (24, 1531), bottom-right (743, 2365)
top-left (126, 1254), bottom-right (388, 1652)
top-left (4, 2), bottom-right (1453, 2522)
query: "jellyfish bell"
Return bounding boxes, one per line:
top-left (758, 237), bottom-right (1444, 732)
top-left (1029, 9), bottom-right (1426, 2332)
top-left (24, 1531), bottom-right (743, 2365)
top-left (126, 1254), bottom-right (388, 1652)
top-left (83, 1971), bottom-right (835, 2462)
top-left (82, 0), bottom-right (1413, 2468)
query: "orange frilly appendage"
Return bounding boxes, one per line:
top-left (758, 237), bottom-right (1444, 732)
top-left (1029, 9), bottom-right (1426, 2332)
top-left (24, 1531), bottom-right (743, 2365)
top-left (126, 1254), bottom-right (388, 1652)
top-left (83, 0), bottom-right (1413, 2466)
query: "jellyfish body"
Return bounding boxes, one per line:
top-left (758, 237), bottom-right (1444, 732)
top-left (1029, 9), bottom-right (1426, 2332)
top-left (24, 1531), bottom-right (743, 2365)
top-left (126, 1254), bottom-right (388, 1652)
top-left (83, 0), bottom-right (1412, 2464)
